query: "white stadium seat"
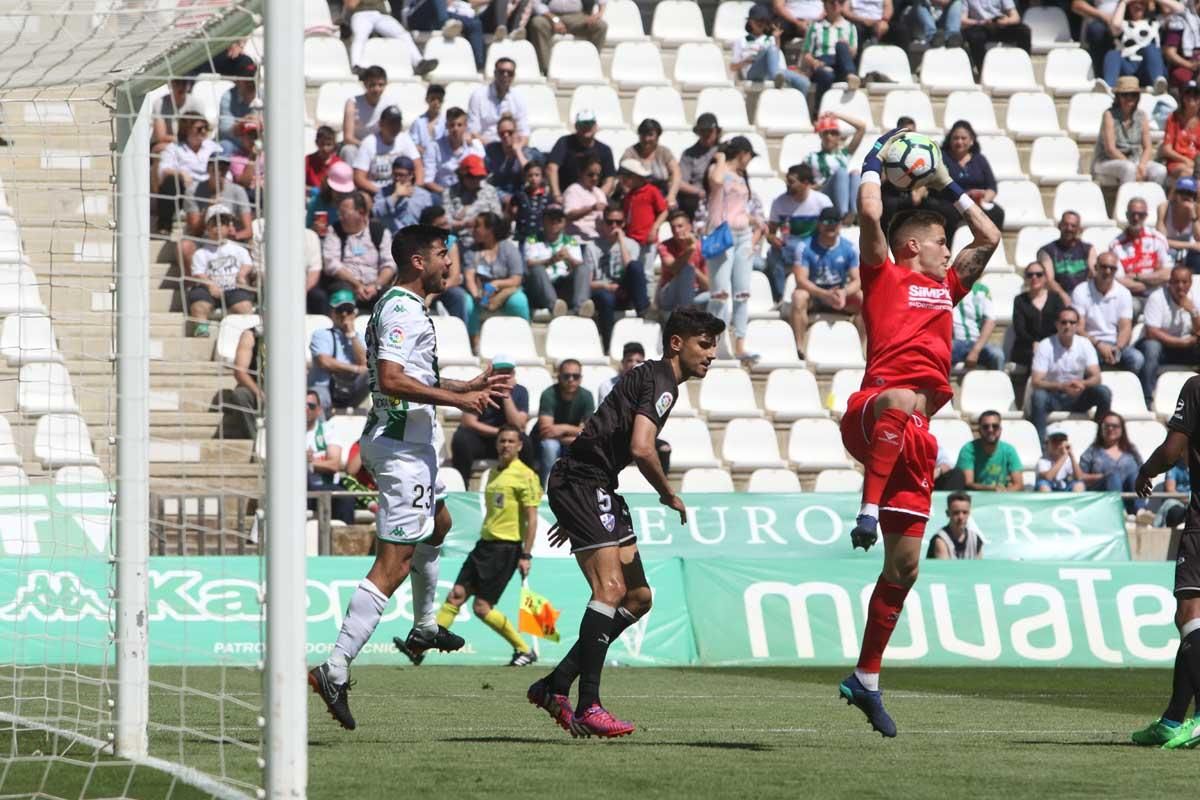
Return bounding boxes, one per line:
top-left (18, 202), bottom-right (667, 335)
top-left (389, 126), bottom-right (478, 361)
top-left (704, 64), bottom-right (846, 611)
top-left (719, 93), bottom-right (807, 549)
top-left (304, 36), bottom-right (354, 84)
top-left (604, 0), bottom-right (649, 41)
top-left (188, 78), bottom-right (233, 131)
top-left (479, 317), bottom-right (541, 365)
top-left (696, 88), bottom-right (752, 132)
top-left (984, 273), bottom-right (1023, 324)
top-left (1029, 136), bottom-right (1086, 185)
top-left (724, 418), bottom-right (787, 470)
top-left (930, 419), bottom-right (973, 461)
top-left (660, 416), bottom-right (721, 468)
top-left (387, 82), bottom-right (436, 126)
top-left (960, 370), bottom-right (1021, 419)
top-left (699, 367), bottom-right (762, 420)
top-left (361, 38), bottom-right (416, 81)
top-left (1025, 6), bottom-right (1074, 52)
top-left (1067, 93), bottom-right (1113, 142)
top-left (617, 465), bottom-right (656, 492)
top-left (1082, 225), bottom-right (1122, 251)
top-left (805, 320), bottom-right (864, 372)
top-left (609, 318), bottom-right (662, 361)
top-left (755, 88), bottom-right (813, 136)
top-left (55, 464), bottom-right (106, 487)
top-left (431, 316), bottom-right (477, 366)
top-left (1014, 226), bottom-right (1060, 267)
top-left (881, 90), bottom-right (938, 134)
top-left (215, 314), bottom-right (260, 365)
top-left (672, 383), bottom-right (698, 417)
top-left (744, 319), bottom-right (802, 372)
top-left (1114, 182), bottom-right (1168, 226)
top-left (749, 177), bottom-right (787, 210)
top-left (652, 0), bottom-right (710, 43)
top-left (859, 44), bottom-right (914, 87)
top-left (817, 89), bottom-right (877, 133)
top-left (764, 369), bottom-right (828, 421)
top-left (305, 0), bottom-right (333, 27)
top-left (581, 365), bottom-right (618, 402)
top-left (515, 366), bottom-right (553, 407)
top-left (995, 180), bottom-right (1051, 230)
top-left (748, 270), bottom-right (777, 318)
top-left (0, 313), bottom-right (60, 366)
top-left (1102, 371), bottom-right (1153, 420)
top-left (713, 0), bottom-right (754, 43)
top-left (1127, 420), bottom-right (1167, 460)
top-left (778, 133), bottom-right (821, 172)
top-left (442, 81), bottom-right (478, 113)
top-left (747, 468), bottom-right (802, 493)
top-left (681, 467), bottom-right (736, 492)
top-left (981, 47), bottom-right (1039, 95)
top-left (570, 85), bottom-right (625, 130)
top-left (314, 81), bottom-right (361, 130)
top-left (1057, 419), bottom-right (1099, 455)
top-left (595, 127), bottom-right (637, 155)
top-left (35, 414), bottom-right (98, 468)
top-left (788, 418), bottom-right (852, 469)
top-left (321, 415), bottom-right (368, 469)
top-left (1006, 92), bottom-right (1063, 140)
top-left (674, 43), bottom-right (732, 90)
top-left (1054, 182), bottom-right (1110, 228)
top-left (440, 467), bottom-right (466, 493)
top-left (529, 128), bottom-right (566, 153)
top-left (484, 39), bottom-right (543, 83)
top-left (548, 40), bottom-right (606, 86)
top-left (828, 368), bottom-right (864, 416)
top-left (951, 225), bottom-right (1009, 273)
top-left (1044, 48), bottom-right (1094, 96)
top-left (1006, 419), bottom-right (1044, 470)
top-left (0, 215), bottom-right (21, 263)
top-left (610, 42), bottom-right (670, 89)
top-left (424, 35), bottom-right (479, 82)
top-left (920, 48), bottom-right (977, 93)
top-left (0, 417), bottom-right (20, 465)
top-left (437, 365), bottom-right (479, 420)
top-left (1154, 371), bottom-right (1194, 419)
top-left (978, 135), bottom-right (1024, 181)
top-left (943, 90), bottom-right (1001, 136)
top-left (516, 84), bottom-right (563, 128)
top-left (813, 469), bottom-right (863, 492)
top-left (632, 86), bottom-right (689, 131)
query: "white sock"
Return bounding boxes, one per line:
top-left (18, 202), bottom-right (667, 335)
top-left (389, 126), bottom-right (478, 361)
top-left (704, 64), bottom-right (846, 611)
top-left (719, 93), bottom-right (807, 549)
top-left (858, 503), bottom-right (879, 519)
top-left (409, 542), bottom-right (441, 634)
top-left (854, 669), bottom-right (880, 692)
top-left (327, 578), bottom-right (389, 683)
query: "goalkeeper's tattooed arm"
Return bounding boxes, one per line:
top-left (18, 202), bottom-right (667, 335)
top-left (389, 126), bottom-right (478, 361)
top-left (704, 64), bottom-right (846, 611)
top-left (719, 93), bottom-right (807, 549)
top-left (920, 160), bottom-right (1001, 289)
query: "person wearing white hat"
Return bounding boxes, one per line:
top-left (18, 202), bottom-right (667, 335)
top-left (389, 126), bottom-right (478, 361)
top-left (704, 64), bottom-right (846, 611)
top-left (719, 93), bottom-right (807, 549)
top-left (546, 109), bottom-right (615, 201)
top-left (185, 204), bottom-right (256, 337)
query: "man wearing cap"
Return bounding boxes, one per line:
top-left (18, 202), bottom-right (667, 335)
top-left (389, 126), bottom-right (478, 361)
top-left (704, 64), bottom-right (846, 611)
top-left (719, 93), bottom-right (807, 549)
top-left (353, 105), bottom-right (424, 197)
top-left (468, 57), bottom-right (530, 145)
top-left (373, 156), bottom-right (434, 233)
top-left (323, 192), bottom-right (397, 311)
top-left (1036, 428), bottom-right (1086, 492)
top-left (309, 288), bottom-right (370, 413)
top-left (217, 58), bottom-right (257, 157)
top-left (547, 110), bottom-right (615, 201)
top-left (186, 204), bottom-right (256, 337)
top-left (180, 154), bottom-right (253, 275)
top-left (450, 356), bottom-right (533, 484)
top-left (677, 113), bottom-right (721, 222)
top-left (766, 163), bottom-right (833, 301)
top-left (528, 0), bottom-right (608, 74)
top-left (1159, 178), bottom-right (1200, 272)
top-left (1027, 306), bottom-right (1111, 442)
top-left (445, 154), bottom-right (503, 253)
top-left (620, 158), bottom-right (668, 271)
top-left (790, 205), bottom-right (861, 357)
top-left (423, 107), bottom-right (486, 198)
top-left (806, 112), bottom-right (866, 221)
top-left (1110, 198), bottom-right (1173, 305)
top-left (1137, 265), bottom-right (1200, 405)
top-left (524, 204), bottom-right (591, 317)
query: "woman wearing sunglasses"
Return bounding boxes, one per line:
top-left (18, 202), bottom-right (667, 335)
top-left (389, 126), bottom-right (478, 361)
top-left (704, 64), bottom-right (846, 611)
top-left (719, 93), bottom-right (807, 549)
top-left (1011, 261), bottom-right (1066, 370)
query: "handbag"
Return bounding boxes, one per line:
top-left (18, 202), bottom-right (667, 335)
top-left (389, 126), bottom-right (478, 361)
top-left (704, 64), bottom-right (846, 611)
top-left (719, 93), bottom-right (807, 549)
top-left (701, 222), bottom-right (733, 260)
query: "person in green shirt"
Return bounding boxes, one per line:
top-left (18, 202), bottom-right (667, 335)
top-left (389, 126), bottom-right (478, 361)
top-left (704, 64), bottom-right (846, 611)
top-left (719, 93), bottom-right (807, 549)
top-left (535, 358), bottom-right (595, 486)
top-left (957, 410), bottom-right (1024, 492)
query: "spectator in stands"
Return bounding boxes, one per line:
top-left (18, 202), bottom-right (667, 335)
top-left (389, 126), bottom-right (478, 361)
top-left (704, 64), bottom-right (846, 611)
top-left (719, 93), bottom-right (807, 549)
top-left (422, 205), bottom-right (470, 328)
top-left (339, 65), bottom-right (389, 166)
top-left (1158, 177), bottom-right (1200, 270)
top-left (345, 0), bottom-right (437, 76)
top-left (1112, 197), bottom-right (1174, 302)
top-left (706, 138), bottom-right (758, 363)
top-left (772, 0), bottom-right (826, 43)
top-left (1096, 0), bottom-right (1175, 91)
top-left (952, 282), bottom-right (1004, 370)
top-left (190, 38), bottom-right (254, 78)
top-left (524, 204), bottom-right (591, 317)
top-left (151, 78), bottom-right (194, 156)
top-left (1137, 265), bottom-right (1200, 403)
top-left (1027, 306), bottom-right (1111, 442)
top-left (1037, 211), bottom-right (1094, 304)
top-left (527, 0), bottom-right (608, 75)
top-left (590, 206), bottom-right (649, 350)
top-left (1156, 457), bottom-right (1191, 526)
top-left (621, 119), bottom-right (682, 209)
top-left (306, 126), bottom-right (342, 190)
top-left (1074, 251), bottom-right (1144, 374)
top-left (801, 0), bottom-right (863, 109)
top-left (304, 228), bottom-right (326, 315)
top-left (924, 120), bottom-right (1004, 233)
top-left (765, 163), bottom-right (833, 302)
top-left (1011, 261), bottom-right (1066, 370)
top-left (733, 5), bottom-right (812, 93)
top-left (322, 192), bottom-right (395, 311)
top-left (934, 442), bottom-right (967, 489)
top-left (1164, 7), bottom-right (1200, 90)
top-left (620, 158), bottom-right (668, 269)
top-left (180, 154), bottom-right (253, 274)
top-left (305, 389), bottom-right (355, 526)
top-left (306, 160), bottom-right (353, 231)
top-left (790, 206), bottom-right (861, 359)
top-left (958, 411), bottom-right (1023, 492)
top-left (1036, 428), bottom-right (1087, 492)
top-left (1079, 411), bottom-right (1147, 510)
top-left (597, 343), bottom-right (673, 468)
top-left (308, 288), bottom-right (369, 413)
top-left (806, 113), bottom-right (865, 222)
top-left (155, 115), bottom-right (217, 234)
top-left (446, 154), bottom-right (503, 251)
top-left (677, 113), bottom-right (721, 223)
top-left (547, 109), bottom-right (616, 201)
top-left (409, 83), bottom-right (446, 156)
top-left (1093, 78), bottom-right (1170, 184)
top-left (227, 117), bottom-right (264, 206)
top-left (223, 324), bottom-right (262, 439)
top-left (845, 0), bottom-right (892, 45)
top-left (465, 212), bottom-right (529, 345)
top-left (405, 2), bottom-right (486, 70)
top-left (563, 155), bottom-right (609, 243)
top-left (451, 357), bottom-right (533, 484)
top-left (658, 209), bottom-right (711, 314)
top-left (217, 59), bottom-right (257, 157)
top-left (468, 57), bottom-right (529, 145)
top-left (927, 492), bottom-right (983, 559)
top-left (186, 205), bottom-right (256, 337)
top-left (1075, 0), bottom-right (1122, 76)
top-left (906, 0), bottom-right (962, 49)
top-left (534, 358), bottom-right (595, 486)
top-left (373, 156), bottom-right (434, 233)
top-left (423, 107), bottom-right (486, 198)
top-left (352, 105), bottom-right (423, 198)
top-left (512, 161), bottom-right (551, 242)
top-left (1161, 82), bottom-right (1200, 176)
top-left (960, 0), bottom-right (1031, 73)
top-left (485, 113), bottom-right (537, 199)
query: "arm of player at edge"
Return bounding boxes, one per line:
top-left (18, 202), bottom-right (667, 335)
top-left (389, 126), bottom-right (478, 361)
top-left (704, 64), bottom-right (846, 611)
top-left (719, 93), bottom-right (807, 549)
top-left (378, 360), bottom-right (512, 414)
top-left (1136, 430), bottom-right (1189, 497)
top-left (856, 127), bottom-right (907, 268)
top-left (631, 413), bottom-right (686, 524)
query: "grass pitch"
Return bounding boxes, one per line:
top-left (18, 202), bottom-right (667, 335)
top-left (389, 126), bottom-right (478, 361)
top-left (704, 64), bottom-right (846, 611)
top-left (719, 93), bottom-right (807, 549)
top-left (3, 666), bottom-right (1198, 799)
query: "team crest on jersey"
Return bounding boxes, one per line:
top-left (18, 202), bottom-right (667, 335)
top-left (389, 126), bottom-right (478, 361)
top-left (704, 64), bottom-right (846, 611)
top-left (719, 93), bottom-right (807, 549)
top-left (600, 512), bottom-right (616, 532)
top-left (655, 391), bottom-right (673, 416)
top-left (387, 326), bottom-right (405, 347)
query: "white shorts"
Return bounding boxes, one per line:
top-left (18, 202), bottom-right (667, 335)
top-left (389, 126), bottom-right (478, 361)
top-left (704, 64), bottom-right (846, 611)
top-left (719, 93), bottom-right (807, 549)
top-left (360, 435), bottom-right (438, 545)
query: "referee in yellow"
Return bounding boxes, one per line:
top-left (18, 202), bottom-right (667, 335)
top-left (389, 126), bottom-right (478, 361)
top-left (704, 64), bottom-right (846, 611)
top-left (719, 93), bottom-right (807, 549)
top-left (436, 424), bottom-right (542, 665)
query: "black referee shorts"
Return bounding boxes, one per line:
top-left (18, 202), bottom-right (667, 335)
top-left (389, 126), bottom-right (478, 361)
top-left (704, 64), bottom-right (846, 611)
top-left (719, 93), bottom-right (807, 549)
top-left (1176, 532), bottom-right (1200, 596)
top-left (454, 539), bottom-right (522, 605)
top-left (547, 460), bottom-right (635, 554)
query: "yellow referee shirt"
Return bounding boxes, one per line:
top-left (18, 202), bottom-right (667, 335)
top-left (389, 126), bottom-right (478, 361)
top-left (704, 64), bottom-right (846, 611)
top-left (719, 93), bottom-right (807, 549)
top-left (480, 458), bottom-right (542, 542)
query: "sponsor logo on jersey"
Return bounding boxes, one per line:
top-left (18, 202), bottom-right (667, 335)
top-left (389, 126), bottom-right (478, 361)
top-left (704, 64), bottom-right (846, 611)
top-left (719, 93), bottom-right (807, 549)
top-left (655, 391), bottom-right (673, 417)
top-left (907, 283), bottom-right (953, 311)
top-left (387, 326), bottom-right (405, 348)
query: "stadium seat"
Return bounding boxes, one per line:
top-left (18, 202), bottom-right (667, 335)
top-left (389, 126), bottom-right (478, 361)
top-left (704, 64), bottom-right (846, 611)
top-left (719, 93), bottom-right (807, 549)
top-left (442, 81), bottom-right (478, 113)
top-left (570, 85), bottom-right (625, 130)
top-left (515, 84), bottom-right (562, 128)
top-left (1057, 419), bottom-right (1099, 455)
top-left (681, 467), bottom-right (736, 492)
top-left (545, 317), bottom-right (607, 366)
top-left (321, 415), bottom-right (368, 469)
top-left (0, 313), bottom-right (59, 366)
top-left (695, 87), bottom-right (752, 132)
top-left (747, 468), bottom-right (802, 493)
top-left (479, 317), bottom-right (541, 365)
top-left (386, 82), bottom-right (435, 126)
top-left (950, 225), bottom-right (1010, 273)
top-left (1006, 92), bottom-right (1063, 140)
top-left (528, 128), bottom-right (565, 154)
top-left (942, 90), bottom-right (1001, 136)
top-left (439, 467), bottom-right (466, 493)
top-left (764, 368), bottom-right (828, 421)
top-left (313, 81), bottom-right (360, 130)
top-left (610, 42), bottom-right (670, 89)
top-left (713, 0), bottom-right (754, 42)
top-left (34, 414), bottom-right (98, 468)
top-left (547, 40), bottom-right (606, 87)
top-left (1005, 418), bottom-right (1044, 469)
top-left (0, 417), bottom-right (19, 466)
top-left (304, 36), bottom-right (354, 84)
top-left (778, 133), bottom-right (822, 173)
top-left (1013, 226), bottom-right (1059, 267)
top-left (984, 273), bottom-right (1023, 324)
top-left (754, 88), bottom-right (813, 136)
top-left (361, 38), bottom-right (416, 82)
top-left (515, 365), bottom-right (553, 406)
top-left (188, 78), bottom-right (233, 129)
top-left (1044, 48), bottom-right (1094, 96)
top-left (1067, 92), bottom-right (1112, 142)
top-left (672, 383), bottom-right (698, 417)
top-left (1127, 419), bottom-right (1167, 460)
top-left (828, 368), bottom-right (864, 416)
top-left (609, 318), bottom-right (662, 361)
top-left (436, 365), bottom-right (478, 420)
top-left (749, 177), bottom-right (787, 209)
top-left (699, 367), bottom-right (762, 420)
top-left (1154, 371), bottom-right (1193, 419)
top-left (977, 135), bottom-right (1024, 181)
top-left (1024, 5), bottom-right (1073, 52)
top-left (673, 43), bottom-right (732, 90)
top-left (423, 35), bottom-right (479, 82)
top-left (484, 39), bottom-right (543, 83)
top-left (215, 314), bottom-right (261, 365)
top-left (746, 271), bottom-right (776, 320)
top-left (981, 47), bottom-right (1039, 96)
top-left (930, 418), bottom-right (973, 460)
top-left (1102, 371), bottom-right (1154, 420)
top-left (723, 418), bottom-right (787, 470)
top-left (581, 364), bottom-right (618, 401)
top-left (660, 416), bottom-right (721, 469)
top-left (805, 320), bottom-right (865, 372)
top-left (859, 44), bottom-right (914, 87)
top-left (55, 464), bottom-right (106, 487)
top-left (595, 127), bottom-right (637, 155)
top-left (617, 464), bottom-right (656, 492)
top-left (1081, 225), bottom-right (1121, 250)
top-left (1114, 182), bottom-right (1168, 226)
top-left (652, 0), bottom-right (710, 43)
top-left (920, 47), bottom-right (977, 93)
top-left (600, 0), bottom-right (646, 42)
top-left (960, 370), bottom-right (1021, 419)
top-left (305, 0), bottom-right (333, 27)
top-left (788, 418), bottom-right (852, 469)
top-left (813, 468), bottom-right (863, 492)
top-left (880, 90), bottom-right (938, 134)
top-left (430, 316), bottom-right (477, 367)
top-left (632, 86), bottom-right (689, 132)
top-left (817, 89), bottom-right (877, 133)
top-left (744, 320), bottom-right (802, 372)
top-left (1054, 182), bottom-right (1110, 227)
top-left (1029, 136), bottom-right (1086, 185)
top-left (994, 180), bottom-right (1051, 230)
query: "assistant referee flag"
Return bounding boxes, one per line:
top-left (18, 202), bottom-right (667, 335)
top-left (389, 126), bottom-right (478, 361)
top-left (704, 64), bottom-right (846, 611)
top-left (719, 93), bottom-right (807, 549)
top-left (518, 583), bottom-right (561, 642)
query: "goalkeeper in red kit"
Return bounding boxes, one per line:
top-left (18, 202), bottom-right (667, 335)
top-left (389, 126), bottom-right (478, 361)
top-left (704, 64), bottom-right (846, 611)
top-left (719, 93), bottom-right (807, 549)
top-left (837, 131), bottom-right (1000, 737)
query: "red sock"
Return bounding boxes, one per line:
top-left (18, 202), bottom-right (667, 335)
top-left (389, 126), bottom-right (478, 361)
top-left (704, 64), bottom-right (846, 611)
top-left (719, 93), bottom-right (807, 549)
top-left (856, 576), bottom-right (911, 673)
top-left (861, 407), bottom-right (910, 507)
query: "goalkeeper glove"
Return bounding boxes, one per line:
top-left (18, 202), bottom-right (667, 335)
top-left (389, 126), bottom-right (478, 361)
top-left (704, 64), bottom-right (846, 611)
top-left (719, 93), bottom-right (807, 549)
top-left (861, 126), bottom-right (906, 176)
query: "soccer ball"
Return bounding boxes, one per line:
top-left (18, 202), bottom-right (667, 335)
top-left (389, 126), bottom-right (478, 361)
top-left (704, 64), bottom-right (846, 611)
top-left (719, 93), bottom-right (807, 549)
top-left (881, 133), bottom-right (942, 190)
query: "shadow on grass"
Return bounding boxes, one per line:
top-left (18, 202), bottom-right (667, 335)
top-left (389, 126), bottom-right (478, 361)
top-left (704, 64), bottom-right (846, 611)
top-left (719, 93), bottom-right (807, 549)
top-left (1012, 739), bottom-right (1140, 748)
top-left (441, 735), bottom-right (772, 751)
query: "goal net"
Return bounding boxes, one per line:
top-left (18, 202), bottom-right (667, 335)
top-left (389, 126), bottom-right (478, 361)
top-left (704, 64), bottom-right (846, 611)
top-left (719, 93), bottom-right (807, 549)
top-left (0, 2), bottom-right (282, 798)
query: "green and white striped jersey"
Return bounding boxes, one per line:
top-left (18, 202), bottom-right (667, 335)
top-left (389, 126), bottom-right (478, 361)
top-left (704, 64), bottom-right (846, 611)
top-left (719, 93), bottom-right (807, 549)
top-left (363, 286), bottom-right (441, 444)
top-left (801, 17), bottom-right (858, 59)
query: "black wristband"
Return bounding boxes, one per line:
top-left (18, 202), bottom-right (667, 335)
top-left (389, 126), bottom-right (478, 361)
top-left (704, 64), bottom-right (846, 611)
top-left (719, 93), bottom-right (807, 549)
top-left (521, 552), bottom-right (533, 559)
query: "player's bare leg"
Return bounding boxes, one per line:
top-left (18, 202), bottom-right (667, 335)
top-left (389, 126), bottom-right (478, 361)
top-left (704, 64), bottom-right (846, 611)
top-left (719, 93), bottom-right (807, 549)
top-left (851, 389), bottom-right (931, 550)
top-left (841, 516), bottom-right (923, 737)
top-left (394, 500), bottom-right (465, 665)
